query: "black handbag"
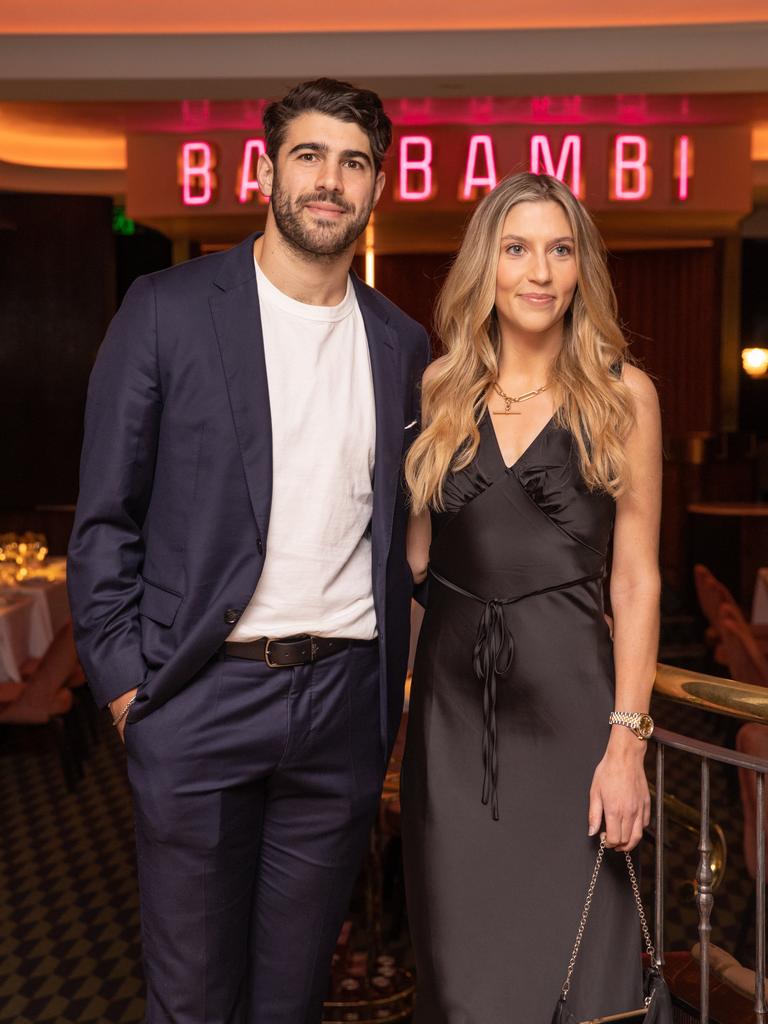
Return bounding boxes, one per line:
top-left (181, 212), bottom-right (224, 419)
top-left (551, 836), bottom-right (673, 1024)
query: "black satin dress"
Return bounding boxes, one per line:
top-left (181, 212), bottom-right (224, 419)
top-left (400, 412), bottom-right (643, 1023)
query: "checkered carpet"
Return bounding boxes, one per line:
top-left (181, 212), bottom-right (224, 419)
top-left (0, 658), bottom-right (758, 1022)
top-left (0, 719), bottom-right (144, 1023)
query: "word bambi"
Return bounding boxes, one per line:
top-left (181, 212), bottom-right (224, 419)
top-left (178, 131), bottom-right (693, 206)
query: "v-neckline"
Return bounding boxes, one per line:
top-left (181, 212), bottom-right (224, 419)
top-left (484, 407), bottom-right (555, 472)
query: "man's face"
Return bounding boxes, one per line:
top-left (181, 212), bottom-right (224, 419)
top-left (258, 112), bottom-right (385, 258)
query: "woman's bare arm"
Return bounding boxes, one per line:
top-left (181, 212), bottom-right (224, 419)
top-left (588, 364), bottom-right (662, 852)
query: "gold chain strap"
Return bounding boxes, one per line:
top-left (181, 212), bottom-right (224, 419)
top-left (625, 845), bottom-right (657, 963)
top-left (560, 836), bottom-right (658, 1001)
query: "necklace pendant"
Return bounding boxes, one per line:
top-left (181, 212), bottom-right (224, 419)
top-left (492, 409), bottom-right (522, 415)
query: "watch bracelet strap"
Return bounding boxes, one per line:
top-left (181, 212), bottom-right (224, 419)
top-left (609, 711), bottom-right (645, 728)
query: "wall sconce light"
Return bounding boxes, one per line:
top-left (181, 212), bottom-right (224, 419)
top-left (742, 347), bottom-right (768, 378)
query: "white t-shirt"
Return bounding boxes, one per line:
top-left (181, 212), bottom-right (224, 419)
top-left (227, 257), bottom-right (378, 641)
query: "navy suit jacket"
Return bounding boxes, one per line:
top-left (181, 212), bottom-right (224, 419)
top-left (67, 233), bottom-right (430, 762)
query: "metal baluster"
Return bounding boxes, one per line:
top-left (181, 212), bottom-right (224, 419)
top-left (654, 743), bottom-right (665, 968)
top-left (757, 772), bottom-right (766, 1020)
top-left (697, 758), bottom-right (713, 1024)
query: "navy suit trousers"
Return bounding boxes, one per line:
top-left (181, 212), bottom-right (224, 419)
top-left (124, 641), bottom-right (383, 1024)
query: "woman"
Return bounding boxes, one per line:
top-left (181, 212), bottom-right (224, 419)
top-left (401, 172), bottom-right (662, 1021)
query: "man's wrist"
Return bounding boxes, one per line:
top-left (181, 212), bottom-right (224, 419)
top-left (108, 689), bottom-right (138, 727)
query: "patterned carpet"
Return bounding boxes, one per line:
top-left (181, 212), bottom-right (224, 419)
top-left (0, 647), bottom-right (758, 1023)
top-left (0, 718), bottom-right (144, 1023)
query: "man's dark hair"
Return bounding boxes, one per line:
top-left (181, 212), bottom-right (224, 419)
top-left (263, 78), bottom-right (393, 172)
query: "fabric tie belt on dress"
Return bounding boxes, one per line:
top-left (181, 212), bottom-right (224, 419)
top-left (429, 568), bottom-right (604, 821)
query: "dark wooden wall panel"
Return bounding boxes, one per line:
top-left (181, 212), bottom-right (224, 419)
top-left (372, 253), bottom-right (453, 345)
top-left (0, 193), bottom-right (116, 510)
top-left (609, 246), bottom-right (720, 437)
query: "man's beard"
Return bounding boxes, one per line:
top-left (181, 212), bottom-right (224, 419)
top-left (270, 178), bottom-right (374, 259)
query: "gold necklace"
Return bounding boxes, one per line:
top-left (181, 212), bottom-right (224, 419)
top-left (491, 382), bottom-right (549, 416)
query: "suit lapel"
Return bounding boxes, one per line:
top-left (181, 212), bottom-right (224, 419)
top-left (352, 276), bottom-right (403, 570)
top-left (209, 234), bottom-right (273, 540)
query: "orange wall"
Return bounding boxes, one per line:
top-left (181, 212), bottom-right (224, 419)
top-left (3, 1), bottom-right (768, 33)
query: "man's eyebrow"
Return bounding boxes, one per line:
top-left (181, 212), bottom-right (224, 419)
top-left (340, 149), bottom-right (373, 167)
top-left (286, 141), bottom-right (373, 167)
top-left (287, 141), bottom-right (328, 156)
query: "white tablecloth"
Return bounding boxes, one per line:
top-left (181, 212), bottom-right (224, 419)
top-left (0, 563), bottom-right (69, 682)
top-left (753, 568), bottom-right (768, 624)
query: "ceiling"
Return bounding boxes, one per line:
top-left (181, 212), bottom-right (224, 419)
top-left (3, 1), bottom-right (768, 33)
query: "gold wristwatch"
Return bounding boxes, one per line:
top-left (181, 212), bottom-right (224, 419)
top-left (608, 711), bottom-right (654, 740)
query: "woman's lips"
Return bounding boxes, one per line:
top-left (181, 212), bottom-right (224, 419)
top-left (518, 293), bottom-right (556, 306)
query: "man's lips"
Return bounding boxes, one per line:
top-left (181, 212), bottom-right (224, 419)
top-left (303, 202), bottom-right (347, 217)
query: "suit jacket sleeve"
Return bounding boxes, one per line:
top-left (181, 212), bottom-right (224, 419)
top-left (67, 275), bottom-right (162, 709)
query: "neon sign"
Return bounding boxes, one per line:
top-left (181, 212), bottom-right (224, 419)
top-left (237, 138), bottom-right (267, 205)
top-left (462, 135), bottom-right (498, 200)
top-left (530, 134), bottom-right (583, 198)
top-left (179, 142), bottom-right (216, 206)
top-left (675, 135), bottom-right (692, 201)
top-left (398, 136), bottom-right (434, 201)
top-left (175, 131), bottom-right (699, 209)
top-left (611, 135), bottom-right (651, 201)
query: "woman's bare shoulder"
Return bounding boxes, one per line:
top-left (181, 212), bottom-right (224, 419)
top-left (621, 363), bottom-right (659, 411)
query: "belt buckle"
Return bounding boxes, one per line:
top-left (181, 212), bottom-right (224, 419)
top-left (264, 637), bottom-right (280, 669)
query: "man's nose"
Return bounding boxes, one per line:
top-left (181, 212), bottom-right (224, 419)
top-left (314, 161), bottom-right (343, 194)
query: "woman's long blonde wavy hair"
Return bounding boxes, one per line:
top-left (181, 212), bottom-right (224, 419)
top-left (405, 172), bottom-right (635, 513)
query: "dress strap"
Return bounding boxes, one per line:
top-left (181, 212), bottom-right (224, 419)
top-left (429, 568), bottom-right (604, 821)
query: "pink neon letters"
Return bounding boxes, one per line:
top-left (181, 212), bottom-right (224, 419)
top-left (238, 139), bottom-right (267, 204)
top-left (180, 142), bottom-right (215, 206)
top-left (613, 135), bottom-right (650, 201)
top-left (462, 135), bottom-right (498, 199)
top-left (176, 131), bottom-right (695, 208)
top-left (399, 136), bottom-right (433, 201)
top-left (529, 134), bottom-right (583, 197)
top-left (675, 135), bottom-right (692, 201)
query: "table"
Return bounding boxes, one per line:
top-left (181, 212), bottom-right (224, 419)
top-left (687, 503), bottom-right (768, 611)
top-left (0, 560), bottom-right (69, 682)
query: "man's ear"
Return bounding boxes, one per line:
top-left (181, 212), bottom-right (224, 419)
top-left (257, 152), bottom-right (274, 198)
top-left (372, 170), bottom-right (386, 208)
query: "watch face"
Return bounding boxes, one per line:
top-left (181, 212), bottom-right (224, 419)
top-left (637, 714), bottom-right (654, 740)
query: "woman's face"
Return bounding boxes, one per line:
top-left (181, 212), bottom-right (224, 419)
top-left (494, 200), bottom-right (578, 338)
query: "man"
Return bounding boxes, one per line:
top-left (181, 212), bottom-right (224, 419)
top-left (68, 78), bottom-right (430, 1024)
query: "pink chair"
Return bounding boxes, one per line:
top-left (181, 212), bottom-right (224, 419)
top-left (718, 604), bottom-right (768, 688)
top-left (695, 564), bottom-right (768, 664)
top-left (736, 723), bottom-right (768, 883)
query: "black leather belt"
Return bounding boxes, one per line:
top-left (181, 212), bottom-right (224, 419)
top-left (222, 634), bottom-right (374, 668)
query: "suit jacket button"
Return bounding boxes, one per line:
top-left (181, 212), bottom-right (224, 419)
top-left (224, 608), bottom-right (241, 625)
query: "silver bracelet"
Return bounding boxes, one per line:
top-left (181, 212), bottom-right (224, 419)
top-left (111, 695), bottom-right (136, 728)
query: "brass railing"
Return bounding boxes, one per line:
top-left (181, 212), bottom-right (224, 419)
top-left (652, 662), bottom-right (768, 1022)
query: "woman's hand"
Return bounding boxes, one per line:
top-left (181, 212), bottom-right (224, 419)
top-left (587, 728), bottom-right (650, 852)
